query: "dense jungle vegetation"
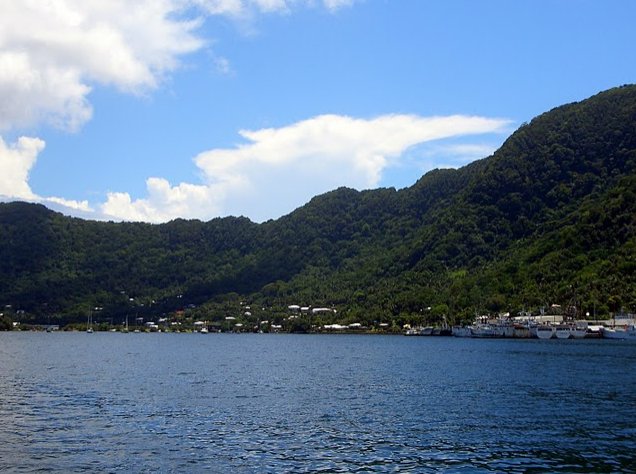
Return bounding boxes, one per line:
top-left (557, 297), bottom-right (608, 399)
top-left (1, 85), bottom-right (635, 330)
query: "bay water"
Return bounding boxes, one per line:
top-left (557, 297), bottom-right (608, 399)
top-left (1, 333), bottom-right (635, 472)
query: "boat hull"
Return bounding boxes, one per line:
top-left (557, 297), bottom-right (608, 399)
top-left (555, 326), bottom-right (572, 339)
top-left (602, 327), bottom-right (636, 340)
top-left (471, 324), bottom-right (506, 338)
top-left (452, 326), bottom-right (472, 337)
top-left (535, 326), bottom-right (555, 339)
top-left (513, 326), bottom-right (532, 338)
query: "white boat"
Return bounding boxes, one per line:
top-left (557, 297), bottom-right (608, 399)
top-left (571, 321), bottom-right (588, 339)
top-left (404, 326), bottom-right (432, 336)
top-left (452, 326), bottom-right (472, 337)
top-left (602, 325), bottom-right (636, 341)
top-left (555, 324), bottom-right (572, 339)
top-left (513, 323), bottom-right (534, 338)
top-left (497, 322), bottom-right (515, 338)
top-left (535, 324), bottom-right (555, 339)
top-left (200, 326), bottom-right (209, 334)
top-left (471, 324), bottom-right (501, 338)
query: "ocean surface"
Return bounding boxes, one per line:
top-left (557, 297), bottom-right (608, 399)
top-left (0, 333), bottom-right (635, 473)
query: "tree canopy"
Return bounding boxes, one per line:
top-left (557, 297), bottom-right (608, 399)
top-left (1, 85), bottom-right (635, 328)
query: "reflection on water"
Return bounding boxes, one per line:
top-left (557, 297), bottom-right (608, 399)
top-left (0, 333), bottom-right (635, 472)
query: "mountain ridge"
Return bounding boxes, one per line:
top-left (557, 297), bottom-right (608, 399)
top-left (1, 85), bottom-right (635, 327)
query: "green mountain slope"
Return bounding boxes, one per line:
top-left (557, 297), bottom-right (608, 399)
top-left (1, 85), bottom-right (635, 327)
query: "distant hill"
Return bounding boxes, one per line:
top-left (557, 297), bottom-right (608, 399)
top-left (1, 85), bottom-right (635, 328)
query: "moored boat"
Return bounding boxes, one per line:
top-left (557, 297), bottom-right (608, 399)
top-left (513, 323), bottom-right (534, 338)
top-left (471, 324), bottom-right (501, 338)
top-left (452, 326), bottom-right (472, 337)
top-left (404, 326), bottom-right (429, 336)
top-left (555, 324), bottom-right (572, 339)
top-left (602, 324), bottom-right (636, 341)
top-left (571, 321), bottom-right (588, 339)
top-left (535, 324), bottom-right (555, 339)
top-left (498, 322), bottom-right (515, 338)
top-left (404, 327), bottom-right (419, 336)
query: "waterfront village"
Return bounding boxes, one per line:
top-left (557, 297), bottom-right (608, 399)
top-left (3, 301), bottom-right (636, 341)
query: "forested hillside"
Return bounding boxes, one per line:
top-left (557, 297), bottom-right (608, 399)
top-left (1, 85), bottom-right (635, 329)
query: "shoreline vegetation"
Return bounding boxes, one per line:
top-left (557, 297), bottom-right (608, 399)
top-left (1, 86), bottom-right (636, 332)
top-left (4, 306), bottom-right (634, 340)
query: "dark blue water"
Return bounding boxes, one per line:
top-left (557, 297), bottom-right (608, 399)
top-left (0, 333), bottom-right (635, 472)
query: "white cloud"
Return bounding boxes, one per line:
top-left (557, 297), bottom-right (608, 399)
top-left (101, 113), bottom-right (510, 223)
top-left (0, 136), bottom-right (44, 200)
top-left (0, 0), bottom-right (357, 130)
top-left (415, 143), bottom-right (502, 169)
top-left (101, 178), bottom-right (219, 223)
top-left (0, 135), bottom-right (92, 213)
top-left (0, 0), bottom-right (203, 132)
top-left (322, 0), bottom-right (356, 13)
top-left (0, 1), bottom-right (209, 212)
top-left (0, 52), bottom-right (93, 132)
top-left (45, 196), bottom-right (92, 213)
top-left (0, 0), bottom-right (362, 224)
top-left (192, 0), bottom-right (355, 16)
top-left (190, 0), bottom-right (248, 16)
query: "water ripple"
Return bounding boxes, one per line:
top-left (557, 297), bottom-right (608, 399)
top-left (0, 333), bottom-right (635, 472)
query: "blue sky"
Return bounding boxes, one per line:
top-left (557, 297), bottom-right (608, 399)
top-left (1, 0), bottom-right (635, 223)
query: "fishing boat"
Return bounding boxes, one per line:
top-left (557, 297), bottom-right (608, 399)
top-left (404, 326), bottom-right (419, 336)
top-left (513, 321), bottom-right (534, 338)
top-left (602, 325), bottom-right (636, 341)
top-left (497, 320), bottom-right (515, 338)
top-left (471, 324), bottom-right (501, 338)
top-left (555, 324), bottom-right (572, 339)
top-left (571, 321), bottom-right (588, 339)
top-left (404, 326), bottom-right (432, 336)
top-left (534, 324), bottom-right (555, 339)
top-left (452, 326), bottom-right (472, 337)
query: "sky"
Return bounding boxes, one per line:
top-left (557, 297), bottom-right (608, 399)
top-left (1, 0), bottom-right (635, 223)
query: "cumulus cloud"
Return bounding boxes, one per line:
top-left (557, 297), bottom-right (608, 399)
top-left (0, 0), bottom-right (358, 129)
top-left (1, 0), bottom-right (353, 132)
top-left (45, 196), bottom-right (92, 213)
top-left (101, 113), bottom-right (510, 223)
top-left (0, 0), bottom-right (359, 202)
top-left (102, 178), bottom-right (218, 223)
top-left (0, 136), bottom-right (44, 200)
top-left (0, 1), bottom-right (204, 132)
top-left (0, 135), bottom-right (91, 212)
top-left (0, 1), bottom-right (209, 212)
top-left (2, 0), bottom-right (502, 225)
